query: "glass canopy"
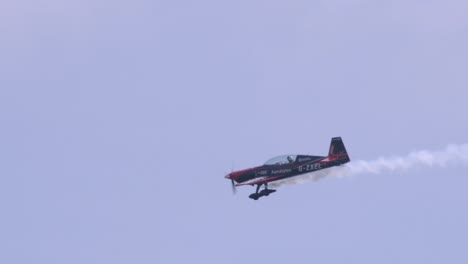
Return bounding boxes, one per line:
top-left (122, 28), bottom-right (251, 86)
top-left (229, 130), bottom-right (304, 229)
top-left (263, 155), bottom-right (297, 165)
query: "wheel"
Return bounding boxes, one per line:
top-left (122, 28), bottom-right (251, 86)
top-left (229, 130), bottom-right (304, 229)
top-left (249, 193), bottom-right (260, 200)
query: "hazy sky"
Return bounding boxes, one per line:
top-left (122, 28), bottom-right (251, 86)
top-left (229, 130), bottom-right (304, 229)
top-left (1, 1), bottom-right (468, 263)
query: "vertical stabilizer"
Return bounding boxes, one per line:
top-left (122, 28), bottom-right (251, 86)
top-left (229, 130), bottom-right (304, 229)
top-left (328, 137), bottom-right (350, 162)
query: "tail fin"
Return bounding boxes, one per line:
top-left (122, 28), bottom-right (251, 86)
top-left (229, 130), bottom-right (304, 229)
top-left (328, 137), bottom-right (350, 162)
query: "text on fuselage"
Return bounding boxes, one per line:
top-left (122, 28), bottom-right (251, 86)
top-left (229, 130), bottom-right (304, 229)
top-left (298, 163), bottom-right (321, 172)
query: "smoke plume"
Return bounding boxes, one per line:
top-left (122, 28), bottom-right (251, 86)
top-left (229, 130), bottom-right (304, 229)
top-left (270, 144), bottom-right (468, 188)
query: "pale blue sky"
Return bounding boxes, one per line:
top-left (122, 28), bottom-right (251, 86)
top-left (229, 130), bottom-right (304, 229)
top-left (1, 1), bottom-right (467, 263)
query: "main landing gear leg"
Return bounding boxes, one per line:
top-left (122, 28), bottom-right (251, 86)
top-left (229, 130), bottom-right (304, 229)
top-left (249, 183), bottom-right (277, 200)
top-left (249, 185), bottom-right (262, 200)
top-left (259, 182), bottom-right (277, 197)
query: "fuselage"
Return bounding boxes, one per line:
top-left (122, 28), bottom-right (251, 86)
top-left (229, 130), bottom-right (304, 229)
top-left (226, 153), bottom-right (350, 186)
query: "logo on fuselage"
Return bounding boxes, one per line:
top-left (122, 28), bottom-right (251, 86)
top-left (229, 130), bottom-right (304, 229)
top-left (271, 169), bottom-right (292, 174)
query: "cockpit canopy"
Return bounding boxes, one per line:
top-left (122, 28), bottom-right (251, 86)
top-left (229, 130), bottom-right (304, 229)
top-left (263, 155), bottom-right (297, 165)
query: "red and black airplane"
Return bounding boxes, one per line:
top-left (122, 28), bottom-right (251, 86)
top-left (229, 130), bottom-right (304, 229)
top-left (225, 137), bottom-right (350, 200)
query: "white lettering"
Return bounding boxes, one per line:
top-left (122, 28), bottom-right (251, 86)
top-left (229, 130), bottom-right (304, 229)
top-left (299, 163), bottom-right (321, 172)
top-left (271, 169), bottom-right (292, 174)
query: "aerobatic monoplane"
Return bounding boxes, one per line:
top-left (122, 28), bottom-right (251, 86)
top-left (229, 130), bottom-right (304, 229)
top-left (225, 137), bottom-right (350, 200)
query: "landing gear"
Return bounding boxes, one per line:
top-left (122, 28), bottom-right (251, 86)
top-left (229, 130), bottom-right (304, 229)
top-left (260, 189), bottom-right (276, 196)
top-left (248, 193), bottom-right (261, 200)
top-left (249, 183), bottom-right (276, 200)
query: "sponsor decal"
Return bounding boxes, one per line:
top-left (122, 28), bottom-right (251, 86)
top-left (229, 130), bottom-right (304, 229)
top-left (257, 170), bottom-right (267, 175)
top-left (298, 157), bottom-right (312, 162)
top-left (271, 169), bottom-right (292, 174)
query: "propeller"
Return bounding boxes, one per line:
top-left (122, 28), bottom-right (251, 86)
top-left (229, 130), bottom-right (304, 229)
top-left (231, 178), bottom-right (237, 195)
top-left (227, 162), bottom-right (236, 195)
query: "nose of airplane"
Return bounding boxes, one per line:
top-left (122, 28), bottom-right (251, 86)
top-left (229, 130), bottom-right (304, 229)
top-left (225, 171), bottom-right (241, 181)
top-left (225, 171), bottom-right (240, 182)
top-left (226, 168), bottom-right (253, 182)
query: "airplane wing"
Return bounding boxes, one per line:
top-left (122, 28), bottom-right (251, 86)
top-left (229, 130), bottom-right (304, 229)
top-left (236, 175), bottom-right (284, 186)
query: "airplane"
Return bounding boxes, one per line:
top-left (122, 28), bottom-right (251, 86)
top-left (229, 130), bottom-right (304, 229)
top-left (225, 137), bottom-right (350, 200)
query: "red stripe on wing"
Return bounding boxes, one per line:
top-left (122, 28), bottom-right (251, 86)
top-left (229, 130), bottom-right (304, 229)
top-left (235, 175), bottom-right (284, 186)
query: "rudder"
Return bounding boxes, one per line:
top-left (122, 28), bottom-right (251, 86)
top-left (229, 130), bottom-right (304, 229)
top-left (328, 137), bottom-right (350, 162)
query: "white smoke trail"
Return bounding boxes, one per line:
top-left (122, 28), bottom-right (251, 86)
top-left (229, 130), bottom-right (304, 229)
top-left (270, 144), bottom-right (468, 188)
